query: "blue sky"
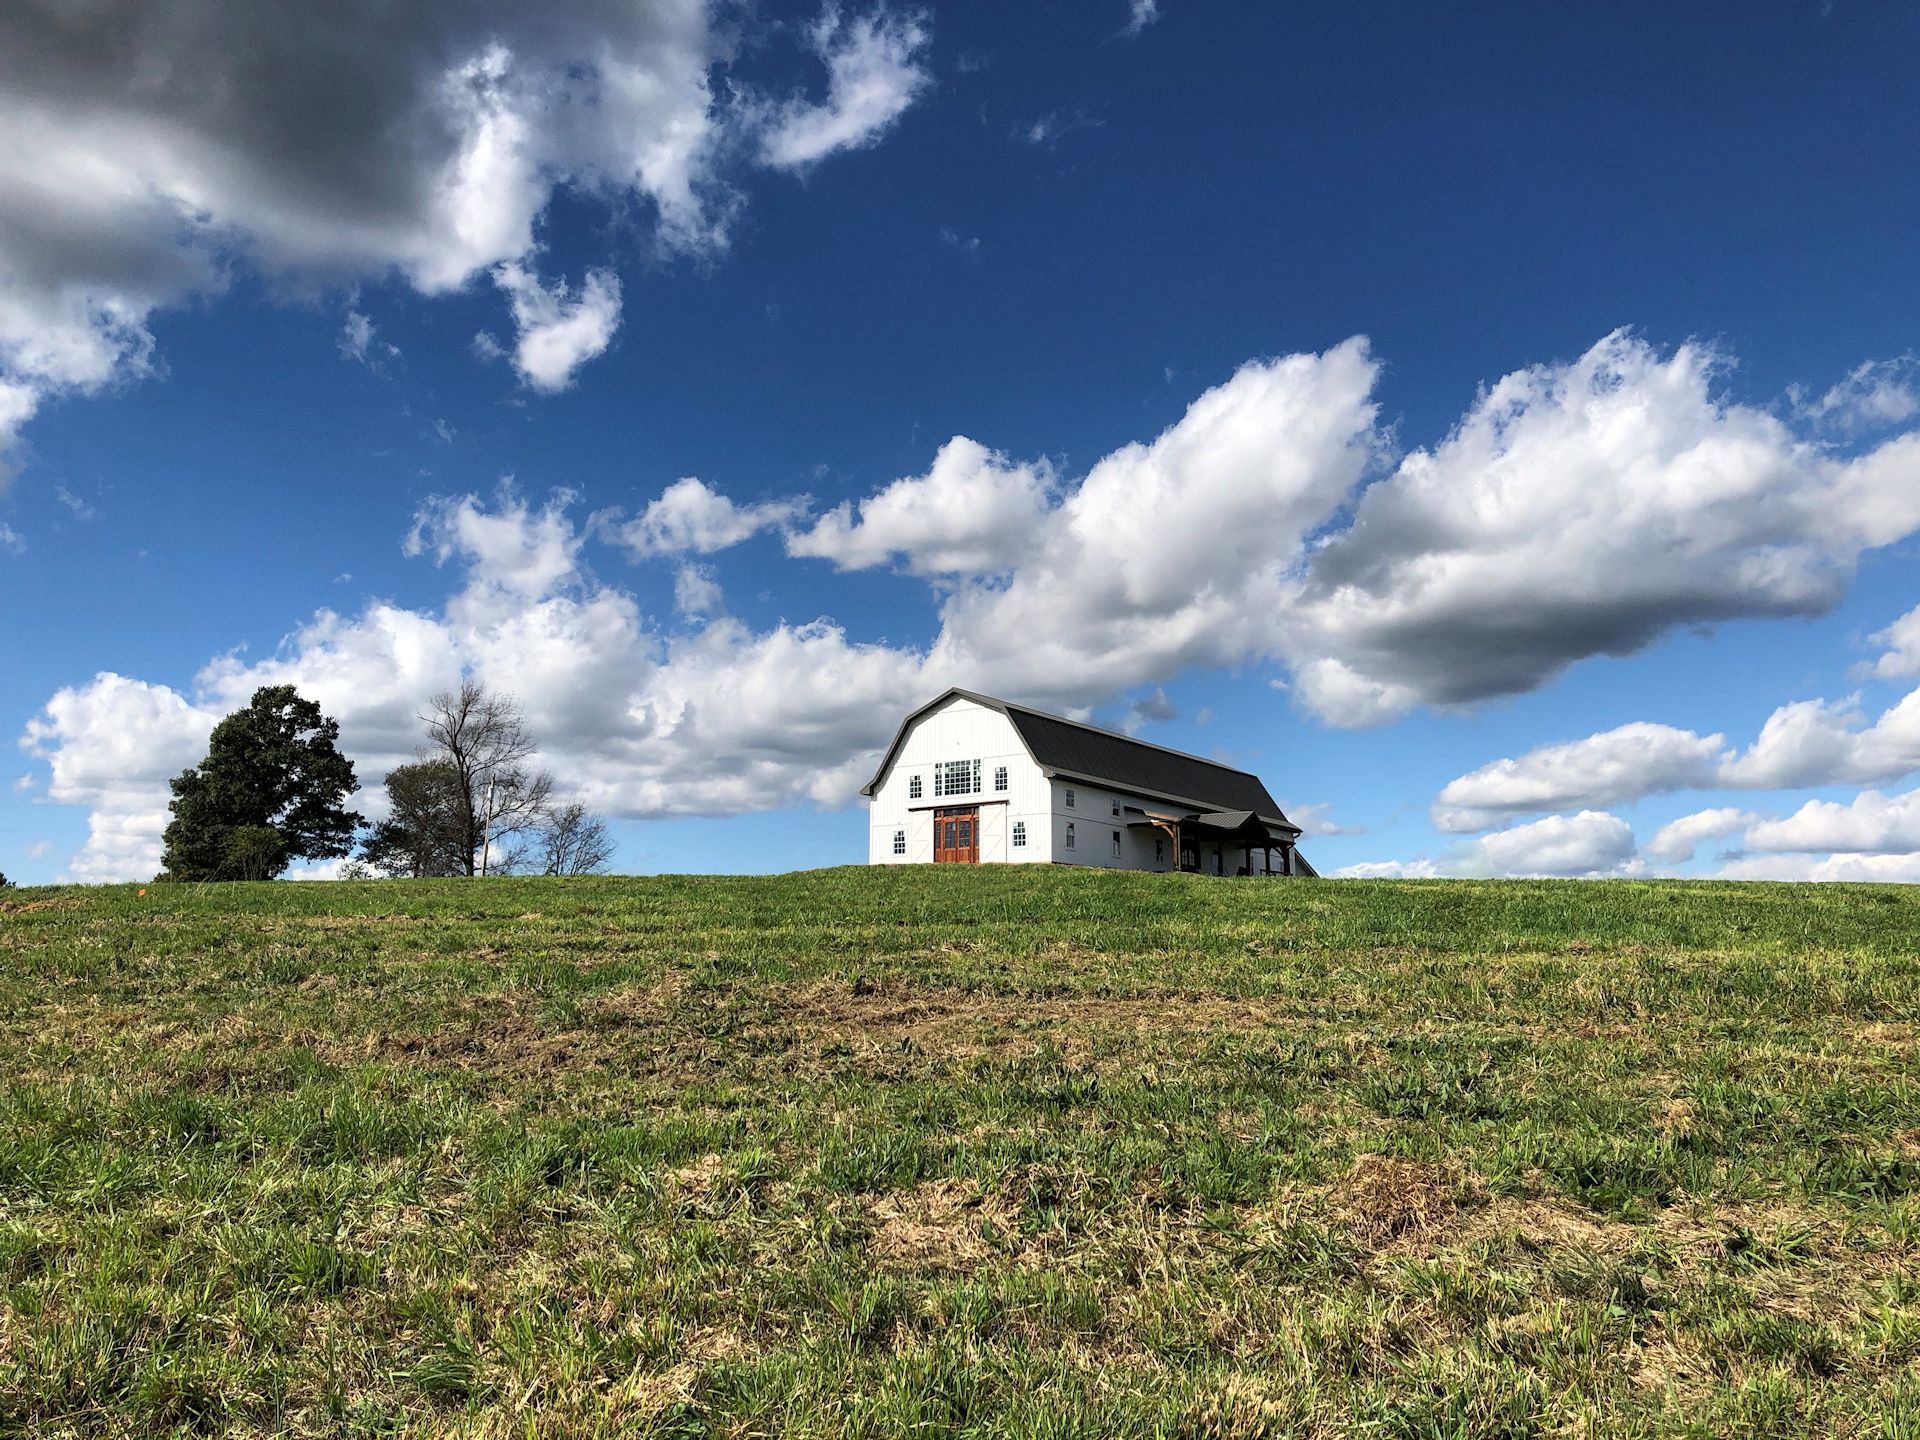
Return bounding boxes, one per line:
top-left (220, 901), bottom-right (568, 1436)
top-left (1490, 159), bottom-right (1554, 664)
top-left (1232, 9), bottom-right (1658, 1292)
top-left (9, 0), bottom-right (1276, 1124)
top-left (3, 0), bottom-right (1919, 883)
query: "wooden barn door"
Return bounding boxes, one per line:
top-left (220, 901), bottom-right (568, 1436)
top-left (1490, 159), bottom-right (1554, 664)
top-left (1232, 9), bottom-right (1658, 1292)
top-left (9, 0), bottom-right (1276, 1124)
top-left (934, 808), bottom-right (979, 863)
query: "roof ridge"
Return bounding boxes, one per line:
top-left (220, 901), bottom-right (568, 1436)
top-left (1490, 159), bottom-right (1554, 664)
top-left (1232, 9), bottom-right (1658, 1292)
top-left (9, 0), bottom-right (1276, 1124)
top-left (967, 689), bottom-right (1265, 779)
top-left (859, 688), bottom-right (1286, 815)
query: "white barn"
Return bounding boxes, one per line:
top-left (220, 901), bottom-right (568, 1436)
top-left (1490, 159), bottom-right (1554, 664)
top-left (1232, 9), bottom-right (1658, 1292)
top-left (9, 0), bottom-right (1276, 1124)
top-left (861, 689), bottom-right (1316, 876)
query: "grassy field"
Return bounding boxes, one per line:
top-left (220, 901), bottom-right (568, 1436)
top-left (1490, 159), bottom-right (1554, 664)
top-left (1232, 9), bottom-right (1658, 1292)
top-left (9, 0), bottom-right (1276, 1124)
top-left (3, 868), bottom-right (1919, 1437)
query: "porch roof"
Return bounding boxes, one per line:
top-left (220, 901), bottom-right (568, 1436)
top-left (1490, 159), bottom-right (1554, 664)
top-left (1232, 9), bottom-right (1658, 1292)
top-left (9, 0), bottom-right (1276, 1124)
top-left (1124, 806), bottom-right (1298, 842)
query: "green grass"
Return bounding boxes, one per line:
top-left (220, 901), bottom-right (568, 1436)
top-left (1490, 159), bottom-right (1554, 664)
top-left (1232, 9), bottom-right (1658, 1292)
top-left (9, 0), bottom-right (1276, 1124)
top-left (3, 867), bottom-right (1919, 1437)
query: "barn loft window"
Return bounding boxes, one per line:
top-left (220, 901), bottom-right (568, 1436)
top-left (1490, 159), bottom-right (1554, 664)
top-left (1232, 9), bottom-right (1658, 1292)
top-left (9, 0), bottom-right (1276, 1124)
top-left (1065, 822), bottom-right (1076, 849)
top-left (934, 759), bottom-right (981, 797)
top-left (1012, 821), bottom-right (1026, 847)
top-left (908, 774), bottom-right (922, 799)
top-left (994, 765), bottom-right (1008, 792)
top-left (892, 830), bottom-right (906, 855)
top-left (1065, 789), bottom-right (1075, 808)
top-left (1111, 830), bottom-right (1121, 857)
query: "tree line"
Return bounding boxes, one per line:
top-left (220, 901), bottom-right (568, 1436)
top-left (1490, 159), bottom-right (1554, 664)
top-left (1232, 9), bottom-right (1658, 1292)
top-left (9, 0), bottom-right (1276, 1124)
top-left (157, 681), bottom-right (613, 881)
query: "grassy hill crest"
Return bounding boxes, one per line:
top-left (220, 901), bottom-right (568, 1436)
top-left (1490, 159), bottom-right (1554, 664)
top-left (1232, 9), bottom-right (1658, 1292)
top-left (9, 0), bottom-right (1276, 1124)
top-left (3, 869), bottom-right (1918, 1435)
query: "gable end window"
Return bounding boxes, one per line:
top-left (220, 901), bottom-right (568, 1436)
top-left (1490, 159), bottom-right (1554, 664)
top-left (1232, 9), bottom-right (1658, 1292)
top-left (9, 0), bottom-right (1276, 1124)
top-left (935, 759), bottom-right (981, 797)
top-left (994, 765), bottom-right (1008, 792)
top-left (1111, 799), bottom-right (1120, 817)
top-left (1065, 788), bottom-right (1075, 809)
top-left (1065, 822), bottom-right (1076, 850)
top-left (1012, 821), bottom-right (1026, 848)
top-left (892, 830), bottom-right (906, 855)
top-left (908, 774), bottom-right (922, 799)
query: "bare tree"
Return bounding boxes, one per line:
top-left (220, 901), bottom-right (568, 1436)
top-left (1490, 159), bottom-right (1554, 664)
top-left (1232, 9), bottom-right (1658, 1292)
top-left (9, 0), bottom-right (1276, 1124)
top-left (535, 802), bottom-right (615, 876)
top-left (420, 680), bottom-right (555, 876)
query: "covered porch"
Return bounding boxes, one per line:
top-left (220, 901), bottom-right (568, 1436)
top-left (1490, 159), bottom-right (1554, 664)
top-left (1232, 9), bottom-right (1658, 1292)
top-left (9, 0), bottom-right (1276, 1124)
top-left (1126, 807), bottom-right (1311, 876)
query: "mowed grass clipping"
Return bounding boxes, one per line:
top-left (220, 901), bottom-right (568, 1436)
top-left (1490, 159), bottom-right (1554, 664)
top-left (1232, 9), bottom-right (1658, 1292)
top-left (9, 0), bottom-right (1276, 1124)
top-left (3, 868), bottom-right (1920, 1438)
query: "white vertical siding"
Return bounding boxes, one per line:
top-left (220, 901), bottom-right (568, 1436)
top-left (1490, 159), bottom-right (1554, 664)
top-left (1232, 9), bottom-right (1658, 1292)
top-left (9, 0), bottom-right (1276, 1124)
top-left (867, 696), bottom-right (1051, 865)
top-left (1045, 780), bottom-right (1184, 872)
top-left (867, 697), bottom-right (1291, 875)
top-left (978, 804), bottom-right (1007, 863)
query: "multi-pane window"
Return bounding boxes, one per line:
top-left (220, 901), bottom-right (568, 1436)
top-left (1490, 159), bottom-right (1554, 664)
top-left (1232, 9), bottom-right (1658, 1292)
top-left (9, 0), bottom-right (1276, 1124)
top-left (892, 829), bottom-right (906, 855)
top-left (1064, 789), bottom-right (1075, 809)
top-left (1111, 830), bottom-right (1121, 857)
top-left (934, 759), bottom-right (981, 797)
top-left (994, 765), bottom-right (1008, 792)
top-left (1065, 822), bottom-right (1076, 849)
top-left (1154, 836), bottom-right (1164, 864)
top-left (1111, 799), bottom-right (1120, 817)
top-left (908, 775), bottom-right (922, 799)
top-left (1012, 821), bottom-right (1026, 848)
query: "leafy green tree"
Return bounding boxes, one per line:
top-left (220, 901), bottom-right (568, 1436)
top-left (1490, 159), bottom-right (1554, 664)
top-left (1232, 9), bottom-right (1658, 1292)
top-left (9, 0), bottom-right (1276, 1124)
top-left (222, 826), bottom-right (287, 882)
top-left (159, 686), bottom-right (362, 881)
top-left (358, 761), bottom-right (469, 877)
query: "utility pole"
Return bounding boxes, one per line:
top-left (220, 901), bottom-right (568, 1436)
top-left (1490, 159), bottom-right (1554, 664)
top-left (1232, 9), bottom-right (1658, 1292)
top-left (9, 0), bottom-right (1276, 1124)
top-left (478, 773), bottom-right (496, 878)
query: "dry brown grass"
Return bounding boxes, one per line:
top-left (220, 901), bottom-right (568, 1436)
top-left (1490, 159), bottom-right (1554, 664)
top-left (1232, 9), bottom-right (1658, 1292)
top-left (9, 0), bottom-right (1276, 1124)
top-left (868, 1177), bottom-right (1020, 1270)
top-left (1331, 1154), bottom-right (1489, 1244)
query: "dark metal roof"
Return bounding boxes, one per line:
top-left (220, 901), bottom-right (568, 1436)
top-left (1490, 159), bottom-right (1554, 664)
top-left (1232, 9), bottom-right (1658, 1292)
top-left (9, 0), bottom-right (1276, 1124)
top-left (1192, 810), bottom-right (1265, 831)
top-left (860, 688), bottom-right (1298, 830)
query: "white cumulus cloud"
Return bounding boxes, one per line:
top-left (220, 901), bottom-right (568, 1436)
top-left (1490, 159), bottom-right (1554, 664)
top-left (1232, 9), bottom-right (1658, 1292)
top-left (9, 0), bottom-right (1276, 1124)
top-left (406, 490), bottom-right (586, 600)
top-left (1434, 640), bottom-right (1920, 830)
top-left (1291, 330), bottom-right (1920, 725)
top-left (492, 264), bottom-right (623, 393)
top-left (617, 477), bottom-right (809, 558)
top-left (1719, 687), bottom-right (1920, 790)
top-left (1793, 357), bottom-right (1919, 436)
top-left (788, 438), bottom-right (1054, 575)
top-left (1864, 604), bottom-right (1920, 681)
top-left (20, 674), bottom-right (223, 883)
top-left (1743, 788), bottom-right (1920, 856)
top-left (1334, 857), bottom-right (1444, 879)
top-left (21, 329), bottom-right (1920, 880)
top-left (757, 6), bottom-right (932, 170)
top-left (1433, 723), bottom-right (1727, 832)
top-left (674, 564), bottom-right (722, 617)
top-left (20, 491), bottom-right (930, 880)
top-left (1337, 811), bottom-right (1639, 879)
top-left (1715, 851), bottom-right (1920, 883)
top-left (1646, 807), bottom-right (1759, 864)
top-left (923, 339), bottom-right (1384, 708)
top-left (0, 1), bottom-right (935, 457)
top-left (1474, 811), bottom-right (1640, 878)
top-left (0, 1), bottom-right (727, 442)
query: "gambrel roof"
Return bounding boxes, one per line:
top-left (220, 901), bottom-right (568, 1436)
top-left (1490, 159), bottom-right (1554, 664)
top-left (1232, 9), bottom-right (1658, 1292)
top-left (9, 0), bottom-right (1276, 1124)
top-left (860, 688), bottom-right (1300, 833)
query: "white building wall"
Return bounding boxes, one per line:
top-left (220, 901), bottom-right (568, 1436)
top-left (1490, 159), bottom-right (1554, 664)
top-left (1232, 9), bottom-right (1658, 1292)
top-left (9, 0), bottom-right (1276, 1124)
top-left (868, 697), bottom-right (1292, 873)
top-left (1049, 780), bottom-right (1176, 872)
top-left (867, 696), bottom-right (1052, 865)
